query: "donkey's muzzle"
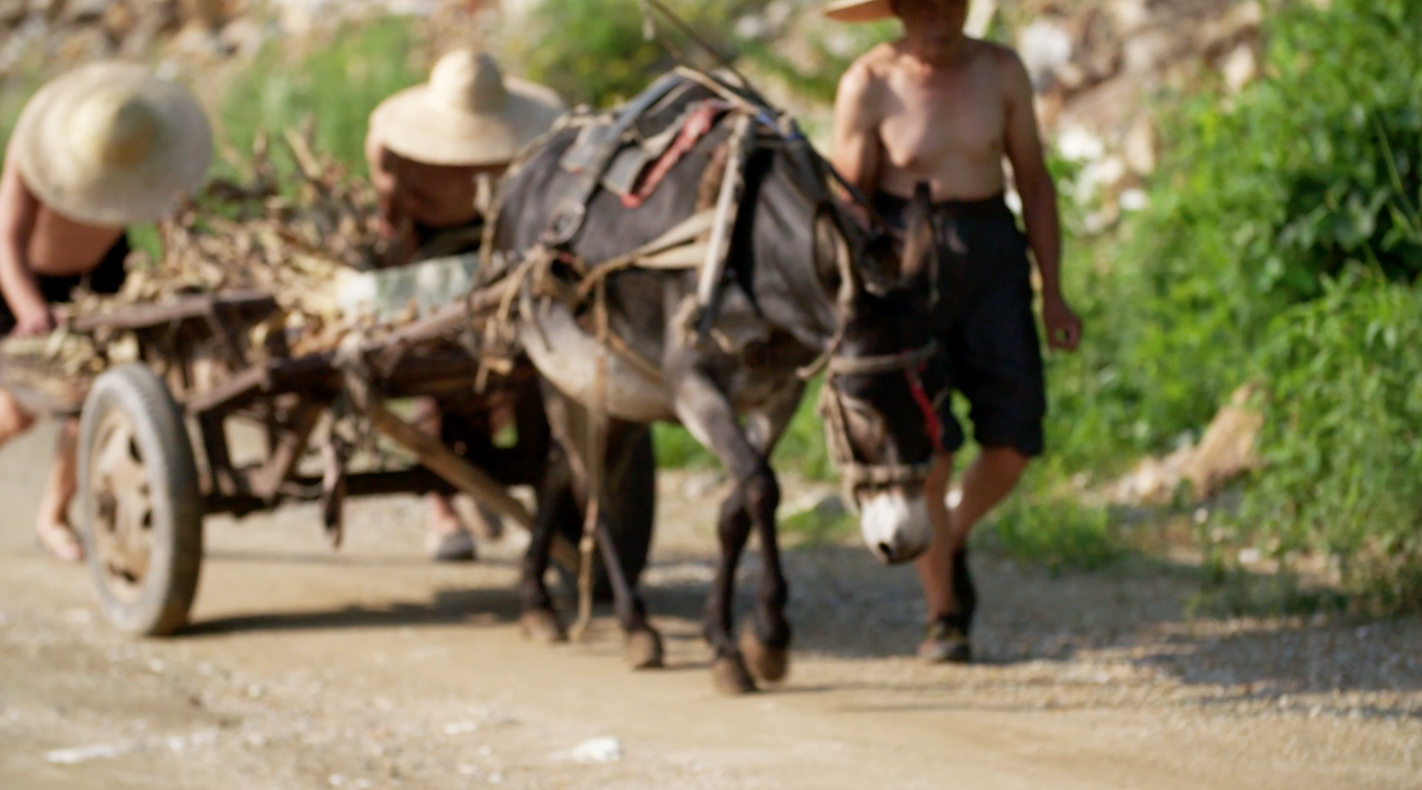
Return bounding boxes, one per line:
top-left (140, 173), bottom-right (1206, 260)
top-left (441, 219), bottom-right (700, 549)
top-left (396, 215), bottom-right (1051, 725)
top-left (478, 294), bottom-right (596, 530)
top-left (859, 490), bottom-right (932, 565)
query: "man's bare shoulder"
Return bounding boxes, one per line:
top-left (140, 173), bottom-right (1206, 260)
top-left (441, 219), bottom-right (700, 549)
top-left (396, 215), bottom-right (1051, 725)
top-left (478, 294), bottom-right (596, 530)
top-left (970, 38), bottom-right (1031, 80)
top-left (842, 41), bottom-right (903, 86)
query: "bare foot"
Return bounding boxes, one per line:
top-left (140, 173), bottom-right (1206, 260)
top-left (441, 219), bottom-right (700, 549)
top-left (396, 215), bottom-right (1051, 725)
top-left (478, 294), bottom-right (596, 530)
top-left (36, 520), bottom-right (83, 563)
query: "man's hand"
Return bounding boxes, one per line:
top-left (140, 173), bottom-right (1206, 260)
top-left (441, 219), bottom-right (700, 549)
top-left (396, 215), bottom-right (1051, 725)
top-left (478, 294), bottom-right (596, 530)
top-left (1042, 292), bottom-right (1081, 352)
top-left (12, 301), bottom-right (55, 337)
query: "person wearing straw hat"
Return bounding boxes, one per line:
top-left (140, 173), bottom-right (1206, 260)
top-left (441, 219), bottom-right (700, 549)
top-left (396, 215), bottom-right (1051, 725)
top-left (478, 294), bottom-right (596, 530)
top-left (826, 0), bottom-right (1082, 663)
top-left (364, 47), bottom-right (565, 562)
top-left (0, 61), bottom-right (212, 562)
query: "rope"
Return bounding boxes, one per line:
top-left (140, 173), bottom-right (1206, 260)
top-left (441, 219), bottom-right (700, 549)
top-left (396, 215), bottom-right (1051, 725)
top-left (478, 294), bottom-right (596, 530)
top-left (571, 275), bottom-right (611, 642)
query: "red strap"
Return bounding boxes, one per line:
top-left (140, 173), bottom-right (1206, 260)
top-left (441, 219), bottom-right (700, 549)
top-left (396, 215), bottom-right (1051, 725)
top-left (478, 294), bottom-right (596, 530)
top-left (906, 367), bottom-right (945, 455)
top-left (621, 101), bottom-right (732, 209)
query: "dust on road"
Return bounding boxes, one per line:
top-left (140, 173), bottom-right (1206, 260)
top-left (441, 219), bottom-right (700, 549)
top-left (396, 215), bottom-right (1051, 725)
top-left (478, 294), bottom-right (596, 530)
top-left (1, 422), bottom-right (1419, 789)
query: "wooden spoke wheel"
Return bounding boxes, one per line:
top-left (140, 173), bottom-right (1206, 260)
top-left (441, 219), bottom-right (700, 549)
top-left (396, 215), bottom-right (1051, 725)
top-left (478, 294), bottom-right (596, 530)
top-left (78, 365), bottom-right (204, 636)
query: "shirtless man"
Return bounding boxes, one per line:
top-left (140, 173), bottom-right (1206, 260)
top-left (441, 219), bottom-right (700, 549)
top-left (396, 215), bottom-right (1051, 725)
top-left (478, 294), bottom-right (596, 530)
top-left (365, 47), bottom-right (564, 561)
top-left (827, 0), bottom-right (1083, 662)
top-left (0, 62), bottom-right (211, 560)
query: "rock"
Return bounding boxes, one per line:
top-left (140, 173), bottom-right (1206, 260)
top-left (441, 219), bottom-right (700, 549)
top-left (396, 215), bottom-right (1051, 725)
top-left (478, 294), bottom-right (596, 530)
top-left (1017, 18), bottom-right (1073, 91)
top-left (1221, 43), bottom-right (1258, 94)
top-left (102, 0), bottom-right (137, 39)
top-left (1122, 29), bottom-right (1177, 74)
top-left (170, 20), bottom-right (227, 57)
top-left (1179, 383), bottom-right (1264, 499)
top-left (1118, 188), bottom-right (1149, 213)
top-left (568, 736), bottom-right (623, 764)
top-left (0, 0), bottom-right (29, 26)
top-left (1196, 0), bottom-right (1262, 54)
top-left (54, 26), bottom-right (115, 59)
top-left (1123, 115), bottom-right (1156, 175)
top-left (46, 739), bottom-right (145, 764)
top-left (1107, 0), bottom-right (1148, 34)
top-left (443, 720), bottom-right (479, 735)
top-left (57, 0), bottom-right (113, 24)
top-left (178, 0), bottom-right (223, 28)
top-left (218, 16), bottom-right (268, 56)
top-left (1056, 125), bottom-right (1105, 163)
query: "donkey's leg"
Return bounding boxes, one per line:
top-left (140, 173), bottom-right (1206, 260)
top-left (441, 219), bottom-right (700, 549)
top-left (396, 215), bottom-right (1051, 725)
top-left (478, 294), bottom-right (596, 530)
top-left (737, 385), bottom-right (804, 684)
top-left (520, 436), bottom-right (574, 645)
top-left (540, 384), bottom-right (660, 667)
top-left (671, 371), bottom-right (780, 695)
top-left (600, 418), bottom-right (663, 669)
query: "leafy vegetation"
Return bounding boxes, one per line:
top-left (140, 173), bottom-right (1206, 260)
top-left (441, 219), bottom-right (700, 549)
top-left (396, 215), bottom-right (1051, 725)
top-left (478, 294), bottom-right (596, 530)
top-left (219, 19), bottom-right (423, 173)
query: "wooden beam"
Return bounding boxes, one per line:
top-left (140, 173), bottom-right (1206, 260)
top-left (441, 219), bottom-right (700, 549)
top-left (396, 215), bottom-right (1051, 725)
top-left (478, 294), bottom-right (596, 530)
top-left (366, 403), bottom-right (534, 531)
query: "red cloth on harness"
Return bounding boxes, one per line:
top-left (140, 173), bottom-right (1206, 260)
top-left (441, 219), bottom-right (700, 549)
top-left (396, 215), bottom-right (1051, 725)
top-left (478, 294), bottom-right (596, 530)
top-left (908, 368), bottom-right (946, 456)
top-left (621, 100), bottom-right (733, 209)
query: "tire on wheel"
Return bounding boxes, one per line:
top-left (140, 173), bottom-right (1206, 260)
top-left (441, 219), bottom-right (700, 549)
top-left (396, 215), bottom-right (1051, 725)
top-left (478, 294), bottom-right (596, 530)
top-left (553, 424), bottom-right (657, 602)
top-left (78, 364), bottom-right (204, 637)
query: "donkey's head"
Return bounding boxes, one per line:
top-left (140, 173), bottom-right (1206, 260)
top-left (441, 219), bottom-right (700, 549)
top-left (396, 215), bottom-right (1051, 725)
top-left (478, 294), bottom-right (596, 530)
top-left (814, 185), bottom-right (942, 565)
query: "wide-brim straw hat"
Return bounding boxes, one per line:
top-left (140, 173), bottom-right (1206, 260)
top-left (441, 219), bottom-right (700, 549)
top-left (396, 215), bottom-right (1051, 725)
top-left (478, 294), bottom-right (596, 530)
top-left (823, 0), bottom-right (895, 23)
top-left (12, 61), bottom-right (213, 227)
top-left (369, 49), bottom-right (566, 167)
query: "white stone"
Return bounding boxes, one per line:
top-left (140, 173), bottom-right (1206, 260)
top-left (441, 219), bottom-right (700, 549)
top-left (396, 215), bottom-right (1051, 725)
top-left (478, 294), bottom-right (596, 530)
top-left (1222, 44), bottom-right (1258, 94)
top-left (1056, 125), bottom-right (1105, 163)
top-left (1017, 20), bottom-right (1073, 89)
top-left (1119, 189), bottom-right (1149, 212)
top-left (568, 736), bottom-right (623, 764)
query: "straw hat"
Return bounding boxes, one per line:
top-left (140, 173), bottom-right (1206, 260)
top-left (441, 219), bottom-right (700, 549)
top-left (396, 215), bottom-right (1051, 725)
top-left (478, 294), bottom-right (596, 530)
top-left (823, 0), bottom-right (895, 22)
top-left (369, 49), bottom-right (566, 167)
top-left (12, 61), bottom-right (213, 227)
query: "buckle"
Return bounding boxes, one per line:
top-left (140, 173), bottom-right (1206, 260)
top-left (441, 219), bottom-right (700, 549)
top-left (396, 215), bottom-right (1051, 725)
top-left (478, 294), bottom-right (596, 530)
top-left (542, 202), bottom-right (587, 247)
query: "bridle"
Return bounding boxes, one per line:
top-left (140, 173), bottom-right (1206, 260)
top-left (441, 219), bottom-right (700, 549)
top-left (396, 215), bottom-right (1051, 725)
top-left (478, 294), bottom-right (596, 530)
top-left (818, 338), bottom-right (943, 512)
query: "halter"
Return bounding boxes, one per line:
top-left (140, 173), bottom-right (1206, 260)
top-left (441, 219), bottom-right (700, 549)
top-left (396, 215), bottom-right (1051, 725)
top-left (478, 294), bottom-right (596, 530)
top-left (818, 339), bottom-right (942, 512)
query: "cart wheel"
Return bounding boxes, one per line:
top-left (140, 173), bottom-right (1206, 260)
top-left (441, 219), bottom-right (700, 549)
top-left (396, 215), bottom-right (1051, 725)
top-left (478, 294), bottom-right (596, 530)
top-left (554, 424), bottom-right (657, 601)
top-left (78, 364), bottom-right (204, 637)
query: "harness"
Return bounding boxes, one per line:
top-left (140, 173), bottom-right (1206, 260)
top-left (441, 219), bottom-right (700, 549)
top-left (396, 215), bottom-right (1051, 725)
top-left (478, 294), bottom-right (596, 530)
top-left (817, 340), bottom-right (942, 512)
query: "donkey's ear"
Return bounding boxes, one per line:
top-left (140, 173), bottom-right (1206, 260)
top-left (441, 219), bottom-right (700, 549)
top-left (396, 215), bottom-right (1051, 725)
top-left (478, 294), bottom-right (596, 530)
top-left (899, 181), bottom-right (935, 288)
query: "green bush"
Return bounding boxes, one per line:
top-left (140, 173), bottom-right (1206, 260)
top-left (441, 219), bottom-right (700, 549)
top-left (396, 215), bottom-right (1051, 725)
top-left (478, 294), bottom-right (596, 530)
top-left (1057, 0), bottom-right (1422, 464)
top-left (1236, 272), bottom-right (1422, 610)
top-left (507, 0), bottom-right (730, 109)
top-left (653, 376), bottom-right (834, 479)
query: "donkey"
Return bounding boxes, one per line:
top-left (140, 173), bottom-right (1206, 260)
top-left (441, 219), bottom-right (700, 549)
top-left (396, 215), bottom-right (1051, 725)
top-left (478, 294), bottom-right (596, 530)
top-left (490, 73), bottom-right (942, 694)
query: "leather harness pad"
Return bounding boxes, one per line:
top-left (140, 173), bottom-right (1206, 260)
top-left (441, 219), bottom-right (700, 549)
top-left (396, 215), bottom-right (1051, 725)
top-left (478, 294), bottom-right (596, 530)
top-left (556, 77), bottom-right (725, 202)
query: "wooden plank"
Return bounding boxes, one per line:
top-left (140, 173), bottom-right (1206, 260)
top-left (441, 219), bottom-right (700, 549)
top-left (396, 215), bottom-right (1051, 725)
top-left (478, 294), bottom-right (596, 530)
top-left (69, 291), bottom-right (277, 334)
top-left (247, 404), bottom-right (324, 501)
top-left (367, 403), bottom-right (534, 531)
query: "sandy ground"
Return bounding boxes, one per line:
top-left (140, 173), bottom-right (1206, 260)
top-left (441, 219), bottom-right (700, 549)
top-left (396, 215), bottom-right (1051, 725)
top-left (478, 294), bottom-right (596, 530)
top-left (1, 421), bottom-right (1420, 789)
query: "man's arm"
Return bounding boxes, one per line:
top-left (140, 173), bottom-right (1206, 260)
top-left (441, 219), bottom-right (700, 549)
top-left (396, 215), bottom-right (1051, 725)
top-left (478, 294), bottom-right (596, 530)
top-left (1001, 49), bottom-right (1080, 351)
top-left (831, 59), bottom-right (885, 202)
top-left (0, 148), bottom-right (52, 336)
top-left (363, 127), bottom-right (402, 236)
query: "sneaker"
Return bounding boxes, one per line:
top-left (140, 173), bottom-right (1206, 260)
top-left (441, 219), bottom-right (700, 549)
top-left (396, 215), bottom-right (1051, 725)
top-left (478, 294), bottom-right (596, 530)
top-left (918, 617), bottom-right (972, 664)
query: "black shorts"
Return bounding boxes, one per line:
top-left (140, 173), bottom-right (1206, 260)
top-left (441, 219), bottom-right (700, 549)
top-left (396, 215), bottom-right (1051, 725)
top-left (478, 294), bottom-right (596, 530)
top-left (874, 191), bottom-right (1046, 458)
top-left (0, 233), bottom-right (130, 337)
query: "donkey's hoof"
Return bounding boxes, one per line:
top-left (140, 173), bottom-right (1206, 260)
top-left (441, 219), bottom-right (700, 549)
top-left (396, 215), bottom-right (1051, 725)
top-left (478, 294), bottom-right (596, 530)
top-left (740, 626), bottom-right (790, 684)
top-left (711, 654), bottom-right (758, 696)
top-left (625, 627), bottom-right (665, 670)
top-left (519, 609), bottom-right (567, 645)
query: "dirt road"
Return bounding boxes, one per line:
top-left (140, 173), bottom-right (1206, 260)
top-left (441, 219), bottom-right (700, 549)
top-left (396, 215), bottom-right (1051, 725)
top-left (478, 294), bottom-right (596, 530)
top-left (2, 422), bottom-right (1419, 789)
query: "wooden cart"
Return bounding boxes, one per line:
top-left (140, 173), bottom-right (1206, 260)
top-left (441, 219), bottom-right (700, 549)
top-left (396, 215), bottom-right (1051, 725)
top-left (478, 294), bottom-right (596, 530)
top-left (1, 290), bottom-right (655, 636)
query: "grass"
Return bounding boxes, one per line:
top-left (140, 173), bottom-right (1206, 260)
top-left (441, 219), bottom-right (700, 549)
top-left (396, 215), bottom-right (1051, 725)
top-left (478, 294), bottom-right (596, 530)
top-left (653, 377), bottom-right (834, 479)
top-left (218, 18), bottom-right (424, 175)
